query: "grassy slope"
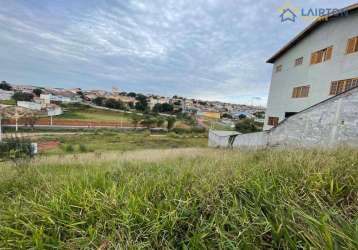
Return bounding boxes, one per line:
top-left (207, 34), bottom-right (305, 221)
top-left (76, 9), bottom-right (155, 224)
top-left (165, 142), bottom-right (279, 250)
top-left (39, 132), bottom-right (207, 155)
top-left (1, 148), bottom-right (358, 249)
top-left (58, 104), bottom-right (132, 122)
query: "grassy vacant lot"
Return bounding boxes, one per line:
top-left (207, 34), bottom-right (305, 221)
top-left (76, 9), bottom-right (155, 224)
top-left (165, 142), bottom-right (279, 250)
top-left (0, 99), bottom-right (16, 105)
top-left (37, 131), bottom-right (207, 155)
top-left (58, 104), bottom-right (133, 122)
top-left (1, 148), bottom-right (358, 249)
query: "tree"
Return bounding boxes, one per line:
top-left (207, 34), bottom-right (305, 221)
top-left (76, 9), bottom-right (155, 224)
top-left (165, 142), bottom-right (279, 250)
top-left (167, 117), bottom-right (176, 130)
top-left (141, 116), bottom-right (157, 129)
top-left (33, 88), bottom-right (43, 97)
top-left (23, 112), bottom-right (39, 131)
top-left (12, 92), bottom-right (33, 101)
top-left (92, 97), bottom-right (106, 106)
top-left (0, 81), bottom-right (12, 91)
top-left (104, 98), bottom-right (125, 110)
top-left (135, 94), bottom-right (148, 111)
top-left (153, 103), bottom-right (174, 113)
top-left (128, 101), bottom-right (134, 109)
top-left (222, 113), bottom-right (233, 119)
top-left (156, 118), bottom-right (165, 127)
top-left (235, 118), bottom-right (261, 134)
top-left (152, 103), bottom-right (162, 113)
top-left (131, 115), bottom-right (142, 128)
top-left (127, 92), bottom-right (136, 98)
top-left (76, 91), bottom-right (84, 99)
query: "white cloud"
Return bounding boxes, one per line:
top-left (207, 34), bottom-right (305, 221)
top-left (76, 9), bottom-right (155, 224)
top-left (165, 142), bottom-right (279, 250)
top-left (0, 0), bottom-right (356, 104)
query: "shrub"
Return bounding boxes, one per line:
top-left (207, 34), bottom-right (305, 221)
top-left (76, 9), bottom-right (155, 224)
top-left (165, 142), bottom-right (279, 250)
top-left (78, 144), bottom-right (88, 153)
top-left (12, 92), bottom-right (34, 101)
top-left (64, 144), bottom-right (74, 153)
top-left (92, 97), bottom-right (106, 106)
top-left (0, 137), bottom-right (34, 162)
top-left (167, 117), bottom-right (176, 130)
top-left (0, 81), bottom-right (12, 91)
top-left (235, 118), bottom-right (261, 133)
top-left (104, 98), bottom-right (125, 110)
top-left (32, 88), bottom-right (43, 97)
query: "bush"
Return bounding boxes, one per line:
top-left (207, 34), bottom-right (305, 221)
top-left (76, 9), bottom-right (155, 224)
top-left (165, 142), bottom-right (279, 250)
top-left (104, 98), bottom-right (125, 110)
top-left (92, 97), bottom-right (106, 106)
top-left (0, 81), bottom-right (12, 91)
top-left (12, 92), bottom-right (34, 102)
top-left (64, 144), bottom-right (74, 153)
top-left (32, 88), bottom-right (43, 97)
top-left (235, 118), bottom-right (262, 133)
top-left (0, 137), bottom-right (34, 161)
top-left (78, 144), bottom-right (88, 153)
top-left (167, 117), bottom-right (176, 130)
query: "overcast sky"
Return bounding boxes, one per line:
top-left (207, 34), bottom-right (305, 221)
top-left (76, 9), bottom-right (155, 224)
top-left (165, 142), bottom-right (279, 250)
top-left (0, 0), bottom-right (356, 106)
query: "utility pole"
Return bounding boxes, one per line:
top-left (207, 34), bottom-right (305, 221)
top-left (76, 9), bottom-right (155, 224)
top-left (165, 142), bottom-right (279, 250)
top-left (0, 115), bottom-right (2, 142)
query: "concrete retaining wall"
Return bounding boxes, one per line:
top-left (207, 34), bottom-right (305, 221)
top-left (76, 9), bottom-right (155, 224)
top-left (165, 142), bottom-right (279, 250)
top-left (233, 132), bottom-right (269, 148)
top-left (209, 87), bottom-right (358, 149)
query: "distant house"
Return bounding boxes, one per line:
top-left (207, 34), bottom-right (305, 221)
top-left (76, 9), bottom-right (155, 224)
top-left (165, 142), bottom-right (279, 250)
top-left (264, 3), bottom-right (358, 130)
top-left (0, 90), bottom-right (14, 100)
top-left (47, 104), bottom-right (63, 116)
top-left (148, 96), bottom-right (169, 110)
top-left (40, 93), bottom-right (80, 104)
top-left (17, 101), bottom-right (42, 111)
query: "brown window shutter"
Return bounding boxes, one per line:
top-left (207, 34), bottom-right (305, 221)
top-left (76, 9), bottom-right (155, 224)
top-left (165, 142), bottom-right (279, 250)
top-left (317, 50), bottom-right (324, 63)
top-left (273, 117), bottom-right (279, 126)
top-left (292, 88), bottom-right (296, 98)
top-left (310, 52), bottom-right (317, 64)
top-left (330, 81), bottom-right (338, 95)
top-left (324, 46), bottom-right (333, 61)
top-left (352, 79), bottom-right (358, 88)
top-left (346, 37), bottom-right (357, 54)
top-left (345, 79), bottom-right (352, 91)
top-left (303, 86), bottom-right (310, 97)
top-left (337, 81), bottom-right (345, 94)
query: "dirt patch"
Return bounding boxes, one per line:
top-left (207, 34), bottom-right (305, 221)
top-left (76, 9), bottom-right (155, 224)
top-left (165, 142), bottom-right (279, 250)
top-left (38, 140), bottom-right (60, 151)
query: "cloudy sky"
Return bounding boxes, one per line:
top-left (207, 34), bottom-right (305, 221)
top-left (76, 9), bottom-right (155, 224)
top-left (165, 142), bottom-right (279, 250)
top-left (0, 0), bottom-right (356, 106)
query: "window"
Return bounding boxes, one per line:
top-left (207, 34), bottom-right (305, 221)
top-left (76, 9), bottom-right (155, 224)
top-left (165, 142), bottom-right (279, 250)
top-left (294, 57), bottom-right (303, 66)
top-left (310, 46), bottom-right (333, 65)
top-left (346, 36), bottom-right (358, 54)
top-left (292, 85), bottom-right (310, 98)
top-left (268, 117), bottom-right (279, 127)
top-left (275, 65), bottom-right (282, 73)
top-left (329, 77), bottom-right (358, 95)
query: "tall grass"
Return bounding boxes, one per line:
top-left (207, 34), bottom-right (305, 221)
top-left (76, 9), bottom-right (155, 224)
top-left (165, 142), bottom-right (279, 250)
top-left (1, 148), bottom-right (358, 249)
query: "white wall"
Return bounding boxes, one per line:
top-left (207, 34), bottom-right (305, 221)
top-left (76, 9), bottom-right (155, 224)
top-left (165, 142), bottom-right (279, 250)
top-left (265, 12), bottom-right (358, 130)
top-left (17, 101), bottom-right (41, 110)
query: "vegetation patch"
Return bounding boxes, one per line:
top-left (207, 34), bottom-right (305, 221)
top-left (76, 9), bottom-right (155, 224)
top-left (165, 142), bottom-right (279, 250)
top-left (1, 148), bottom-right (358, 248)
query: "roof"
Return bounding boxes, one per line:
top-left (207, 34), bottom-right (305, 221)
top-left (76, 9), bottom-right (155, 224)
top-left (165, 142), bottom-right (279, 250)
top-left (209, 130), bottom-right (241, 137)
top-left (267, 3), bottom-right (358, 63)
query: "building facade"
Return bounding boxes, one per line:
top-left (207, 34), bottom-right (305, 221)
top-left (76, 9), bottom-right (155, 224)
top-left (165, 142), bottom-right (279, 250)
top-left (264, 5), bottom-right (358, 130)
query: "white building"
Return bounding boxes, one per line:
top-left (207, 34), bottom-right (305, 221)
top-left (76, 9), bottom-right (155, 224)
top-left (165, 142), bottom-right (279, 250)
top-left (40, 94), bottom-right (78, 103)
top-left (264, 4), bottom-right (358, 130)
top-left (0, 90), bottom-right (14, 100)
top-left (17, 101), bottom-right (42, 111)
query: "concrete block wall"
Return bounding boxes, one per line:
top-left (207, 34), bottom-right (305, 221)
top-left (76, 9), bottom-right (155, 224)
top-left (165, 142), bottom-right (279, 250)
top-left (232, 132), bottom-right (269, 148)
top-left (209, 87), bottom-right (358, 149)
